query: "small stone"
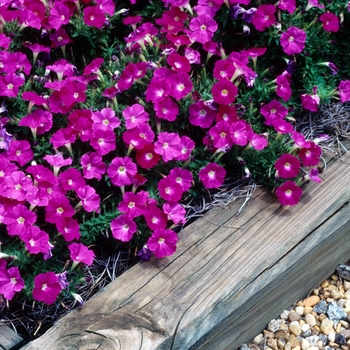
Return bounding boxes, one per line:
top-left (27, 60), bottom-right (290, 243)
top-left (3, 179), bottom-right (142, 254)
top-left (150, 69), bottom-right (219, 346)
top-left (319, 313), bottom-right (328, 321)
top-left (337, 322), bottom-right (343, 333)
top-left (337, 264), bottom-right (350, 281)
top-left (278, 338), bottom-right (287, 349)
top-left (338, 299), bottom-right (346, 308)
top-left (340, 321), bottom-right (350, 329)
top-left (328, 341), bottom-right (339, 348)
top-left (344, 299), bottom-right (350, 313)
top-left (340, 329), bottom-right (350, 339)
top-left (306, 336), bottom-right (320, 347)
top-left (313, 301), bottom-right (328, 314)
top-left (253, 333), bottom-right (264, 344)
top-left (317, 340), bottom-right (324, 349)
top-left (345, 290), bottom-right (350, 300)
top-left (289, 321), bottom-right (302, 336)
top-left (288, 334), bottom-right (300, 348)
top-left (305, 314), bottom-right (317, 326)
top-left (336, 334), bottom-right (347, 345)
top-left (301, 330), bottom-right (312, 337)
top-left (327, 301), bottom-right (348, 321)
top-left (295, 306), bottom-right (304, 316)
top-left (304, 296), bottom-right (321, 307)
top-left (284, 342), bottom-right (291, 350)
top-left (325, 346), bottom-right (334, 350)
top-left (344, 281), bottom-right (350, 291)
top-left (267, 339), bottom-right (279, 350)
top-left (318, 333), bottom-right (328, 345)
top-left (264, 330), bottom-right (275, 338)
top-left (313, 325), bottom-right (321, 333)
top-left (299, 320), bottom-right (306, 326)
top-left (304, 306), bottom-right (313, 315)
top-left (301, 324), bottom-right (310, 332)
top-left (327, 284), bottom-right (337, 291)
top-left (341, 346), bottom-right (350, 350)
top-left (239, 344), bottom-right (250, 350)
top-left (268, 319), bottom-right (286, 332)
top-left (281, 310), bottom-right (290, 320)
top-left (300, 339), bottom-right (310, 350)
top-left (313, 289), bottom-right (320, 296)
top-left (291, 347), bottom-right (300, 350)
top-left (331, 289), bottom-right (344, 300)
top-left (321, 318), bottom-right (335, 335)
top-left (275, 330), bottom-right (290, 340)
top-left (328, 332), bottom-right (336, 342)
top-left (307, 347), bottom-right (319, 350)
top-left (289, 312), bottom-right (301, 322)
top-left (322, 280), bottom-right (330, 288)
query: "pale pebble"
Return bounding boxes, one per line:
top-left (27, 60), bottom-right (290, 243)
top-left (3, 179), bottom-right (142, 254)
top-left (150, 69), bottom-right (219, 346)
top-left (320, 318), bottom-right (334, 335)
top-left (289, 321), bottom-right (302, 336)
top-left (253, 333), bottom-right (264, 344)
top-left (328, 332), bottom-right (336, 342)
top-left (303, 296), bottom-right (321, 307)
top-left (295, 306), bottom-right (304, 316)
top-left (301, 324), bottom-right (310, 333)
top-left (301, 339), bottom-right (311, 350)
top-left (305, 314), bottom-right (317, 326)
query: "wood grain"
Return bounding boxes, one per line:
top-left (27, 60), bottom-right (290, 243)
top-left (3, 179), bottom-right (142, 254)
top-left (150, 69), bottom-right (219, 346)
top-left (0, 326), bottom-right (24, 350)
top-left (21, 151), bottom-right (350, 350)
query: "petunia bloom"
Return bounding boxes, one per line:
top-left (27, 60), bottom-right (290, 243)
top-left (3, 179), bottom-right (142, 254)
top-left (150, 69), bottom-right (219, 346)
top-left (319, 12), bottom-right (339, 32)
top-left (147, 229), bottom-right (178, 258)
top-left (69, 243), bottom-right (95, 266)
top-left (280, 27), bottom-right (306, 55)
top-left (275, 154), bottom-right (300, 178)
top-left (33, 272), bottom-right (62, 304)
top-left (275, 181), bottom-right (302, 206)
top-left (110, 215), bottom-right (137, 242)
top-left (199, 163), bottom-right (226, 188)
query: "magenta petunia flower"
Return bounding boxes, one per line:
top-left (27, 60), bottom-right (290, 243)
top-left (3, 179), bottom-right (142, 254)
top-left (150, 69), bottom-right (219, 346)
top-left (291, 131), bottom-right (311, 149)
top-left (33, 272), bottom-right (62, 305)
top-left (154, 132), bottom-right (182, 162)
top-left (59, 168), bottom-right (86, 192)
top-left (154, 97), bottom-right (179, 122)
top-left (260, 100), bottom-right (288, 126)
top-left (107, 156), bottom-right (138, 187)
top-left (275, 154), bottom-right (300, 178)
top-left (167, 52), bottom-right (191, 74)
top-left (3, 204), bottom-right (36, 236)
top-left (188, 100), bottom-right (216, 129)
top-left (158, 176), bottom-right (183, 202)
top-left (123, 104), bottom-right (150, 130)
top-left (49, 2), bottom-right (71, 30)
top-left (308, 168), bottom-right (322, 183)
top-left (76, 185), bottom-right (100, 213)
top-left (163, 202), bottom-right (186, 225)
top-left (135, 143), bottom-right (161, 169)
top-left (4, 171), bottom-right (33, 201)
top-left (213, 59), bottom-right (235, 81)
top-left (272, 119), bottom-right (294, 134)
top-left (298, 142), bottom-right (321, 166)
top-left (168, 73), bottom-right (193, 101)
top-left (209, 121), bottom-right (233, 149)
top-left (21, 226), bottom-right (51, 255)
top-left (319, 12), bottom-right (339, 32)
top-left (230, 120), bottom-right (249, 146)
top-left (275, 181), bottom-right (302, 206)
top-left (188, 14), bottom-right (218, 44)
top-left (123, 124), bottom-right (155, 150)
top-left (145, 77), bottom-right (171, 103)
top-left (83, 6), bottom-right (106, 29)
top-left (278, 0), bottom-right (296, 14)
top-left (301, 88), bottom-right (320, 112)
top-left (91, 108), bottom-right (120, 132)
top-left (212, 80), bottom-right (238, 105)
top-left (169, 168), bottom-right (193, 192)
top-left (338, 80), bottom-right (350, 103)
top-left (248, 133), bottom-right (268, 151)
top-left (110, 215), bottom-right (137, 242)
top-left (69, 243), bottom-right (95, 266)
top-left (252, 5), bottom-right (276, 32)
top-left (46, 59), bottom-right (75, 81)
top-left (45, 193), bottom-right (75, 225)
top-left (176, 135), bottom-right (195, 161)
top-left (305, 0), bottom-right (324, 10)
top-left (56, 217), bottom-right (81, 242)
top-left (144, 204), bottom-right (168, 231)
top-left (0, 72), bottom-right (25, 97)
top-left (147, 229), bottom-right (178, 258)
top-left (43, 152), bottom-right (72, 176)
top-left (90, 129), bottom-right (116, 156)
top-left (199, 163), bottom-right (226, 188)
top-left (276, 72), bottom-right (292, 102)
top-left (83, 58), bottom-right (104, 76)
top-left (0, 264), bottom-right (24, 300)
top-left (60, 80), bottom-right (87, 107)
top-left (118, 191), bottom-right (148, 219)
top-left (80, 152), bottom-right (106, 180)
top-left (280, 27), bottom-right (306, 55)
top-left (19, 109), bottom-right (52, 140)
top-left (6, 140), bottom-right (33, 167)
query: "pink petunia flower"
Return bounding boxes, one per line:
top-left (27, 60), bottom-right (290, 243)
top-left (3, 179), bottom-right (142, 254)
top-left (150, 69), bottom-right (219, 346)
top-left (0, 264), bottom-right (24, 300)
top-left (158, 176), bottom-right (183, 202)
top-left (154, 132), bottom-right (182, 162)
top-left (154, 97), bottom-right (179, 122)
top-left (6, 140), bottom-right (33, 167)
top-left (278, 0), bottom-right (296, 14)
top-left (21, 226), bottom-right (51, 255)
top-left (135, 143), bottom-right (161, 169)
top-left (69, 243), bottom-right (95, 266)
top-left (298, 142), bottom-right (321, 166)
top-left (199, 163), bottom-right (226, 188)
top-left (301, 87), bottom-right (320, 112)
top-left (107, 156), bottom-right (138, 187)
top-left (163, 202), bottom-right (186, 224)
top-left (177, 135), bottom-right (195, 161)
top-left (83, 6), bottom-right (106, 29)
top-left (305, 0), bottom-right (324, 10)
top-left (0, 72), bottom-right (25, 97)
top-left (167, 52), bottom-right (191, 74)
top-left (252, 5), bottom-right (276, 32)
top-left (168, 73), bottom-right (193, 101)
top-left (280, 27), bottom-right (306, 55)
top-left (76, 185), bottom-right (100, 213)
top-left (276, 72), bottom-right (292, 102)
top-left (212, 80), bottom-right (238, 105)
top-left (90, 129), bottom-right (116, 156)
top-left (80, 152), bottom-right (106, 180)
top-left (145, 77), bottom-right (171, 103)
top-left (46, 59), bottom-right (75, 81)
top-left (110, 215), bottom-right (137, 242)
top-left (56, 217), bottom-right (81, 242)
top-left (147, 229), bottom-right (178, 258)
top-left (230, 120), bottom-right (249, 146)
top-left (275, 154), bottom-right (300, 178)
top-left (319, 12), bottom-right (339, 32)
top-left (118, 191), bottom-right (148, 219)
top-left (144, 203), bottom-right (168, 231)
top-left (189, 100), bottom-right (216, 128)
top-left (275, 181), bottom-right (302, 206)
top-left (19, 109), bottom-right (52, 140)
top-left (338, 80), bottom-right (350, 103)
top-left (43, 153), bottom-right (72, 176)
top-left (4, 171), bottom-right (33, 201)
top-left (169, 168), bottom-right (193, 192)
top-left (60, 80), bottom-right (87, 107)
top-left (260, 100), bottom-right (288, 126)
top-left (123, 104), bottom-right (150, 130)
top-left (83, 58), bottom-right (104, 76)
top-left (209, 121), bottom-right (233, 149)
top-left (59, 168), bottom-right (86, 192)
top-left (33, 272), bottom-right (62, 305)
top-left (45, 193), bottom-right (75, 224)
top-left (187, 14), bottom-right (218, 44)
top-left (91, 108), bottom-right (120, 132)
top-left (308, 168), bottom-right (322, 183)
top-left (3, 204), bottom-right (36, 236)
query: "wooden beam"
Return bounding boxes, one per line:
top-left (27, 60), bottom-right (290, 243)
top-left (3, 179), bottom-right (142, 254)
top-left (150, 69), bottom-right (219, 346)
top-left (0, 326), bottom-right (24, 350)
top-left (21, 150), bottom-right (350, 350)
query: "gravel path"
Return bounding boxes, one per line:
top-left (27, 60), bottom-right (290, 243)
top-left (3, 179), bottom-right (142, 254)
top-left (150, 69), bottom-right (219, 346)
top-left (239, 264), bottom-right (350, 350)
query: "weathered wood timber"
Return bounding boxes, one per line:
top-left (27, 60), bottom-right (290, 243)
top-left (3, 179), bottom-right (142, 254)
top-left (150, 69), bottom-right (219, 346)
top-left (21, 151), bottom-right (350, 350)
top-left (0, 326), bottom-right (24, 350)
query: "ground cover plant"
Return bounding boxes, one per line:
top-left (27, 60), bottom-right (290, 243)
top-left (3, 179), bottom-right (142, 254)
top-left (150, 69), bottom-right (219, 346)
top-left (0, 0), bottom-right (350, 339)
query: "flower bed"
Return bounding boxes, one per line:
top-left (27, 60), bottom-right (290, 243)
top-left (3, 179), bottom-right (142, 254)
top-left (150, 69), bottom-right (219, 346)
top-left (0, 0), bottom-right (349, 341)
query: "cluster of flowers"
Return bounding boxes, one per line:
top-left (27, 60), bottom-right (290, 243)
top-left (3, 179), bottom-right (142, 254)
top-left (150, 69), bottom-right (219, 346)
top-left (0, 0), bottom-right (349, 307)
